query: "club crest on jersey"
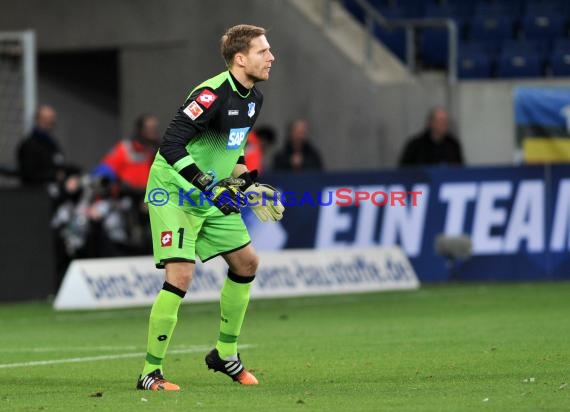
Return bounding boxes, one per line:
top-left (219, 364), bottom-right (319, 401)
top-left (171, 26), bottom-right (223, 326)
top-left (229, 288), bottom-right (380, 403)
top-left (227, 127), bottom-right (250, 150)
top-left (183, 101), bottom-right (203, 120)
top-left (196, 89), bottom-right (217, 108)
top-left (161, 231), bottom-right (172, 247)
top-left (247, 102), bottom-right (256, 118)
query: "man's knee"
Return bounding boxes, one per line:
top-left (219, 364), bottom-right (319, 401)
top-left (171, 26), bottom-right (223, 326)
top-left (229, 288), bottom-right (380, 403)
top-left (244, 253), bottom-right (259, 275)
top-left (233, 252), bottom-right (259, 276)
top-left (165, 262), bottom-right (194, 291)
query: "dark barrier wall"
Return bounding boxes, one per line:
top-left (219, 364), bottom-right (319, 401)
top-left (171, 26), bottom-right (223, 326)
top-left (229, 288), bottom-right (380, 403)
top-left (244, 165), bottom-right (570, 283)
top-left (0, 187), bottom-right (55, 302)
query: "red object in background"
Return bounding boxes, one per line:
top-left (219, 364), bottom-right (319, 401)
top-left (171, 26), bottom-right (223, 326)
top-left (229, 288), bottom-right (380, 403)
top-left (101, 140), bottom-right (156, 189)
top-left (245, 130), bottom-right (263, 173)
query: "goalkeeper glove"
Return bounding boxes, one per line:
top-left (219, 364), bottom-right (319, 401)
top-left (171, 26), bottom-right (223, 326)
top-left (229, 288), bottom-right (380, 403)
top-left (238, 171), bottom-right (284, 222)
top-left (205, 177), bottom-right (246, 215)
top-left (181, 166), bottom-right (245, 215)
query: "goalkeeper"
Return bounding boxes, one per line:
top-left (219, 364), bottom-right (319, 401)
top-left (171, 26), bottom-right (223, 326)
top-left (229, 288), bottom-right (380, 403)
top-left (136, 24), bottom-right (283, 391)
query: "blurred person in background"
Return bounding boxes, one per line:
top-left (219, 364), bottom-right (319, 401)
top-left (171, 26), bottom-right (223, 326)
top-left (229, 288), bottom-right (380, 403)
top-left (273, 119), bottom-right (323, 171)
top-left (51, 172), bottom-right (139, 280)
top-left (255, 125), bottom-right (277, 171)
top-left (17, 104), bottom-right (66, 185)
top-left (244, 124), bottom-right (277, 174)
top-left (88, 113), bottom-right (161, 256)
top-left (51, 113), bottom-right (161, 283)
top-left (49, 165), bottom-right (83, 286)
top-left (399, 106), bottom-right (464, 166)
top-left (93, 113), bottom-right (160, 189)
top-left (244, 129), bottom-right (263, 172)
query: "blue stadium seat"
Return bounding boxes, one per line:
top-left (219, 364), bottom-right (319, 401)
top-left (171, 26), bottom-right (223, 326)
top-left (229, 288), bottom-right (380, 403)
top-left (469, 15), bottom-right (515, 53)
top-left (502, 38), bottom-right (549, 60)
top-left (549, 50), bottom-right (570, 76)
top-left (386, 0), bottom-right (425, 18)
top-left (422, 0), bottom-right (475, 19)
top-left (474, 3), bottom-right (523, 18)
top-left (497, 41), bottom-right (545, 77)
top-left (550, 37), bottom-right (570, 76)
top-left (553, 37), bottom-right (570, 52)
top-left (374, 4), bottom-right (407, 62)
top-left (457, 43), bottom-right (494, 79)
top-left (521, 13), bottom-right (566, 41)
top-left (419, 3), bottom-right (464, 68)
top-left (420, 28), bottom-right (450, 68)
top-left (524, 1), bottom-right (566, 16)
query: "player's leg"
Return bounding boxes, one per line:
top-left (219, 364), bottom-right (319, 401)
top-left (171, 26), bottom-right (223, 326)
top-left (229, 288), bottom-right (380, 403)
top-left (197, 213), bottom-right (258, 384)
top-left (138, 262), bottom-right (192, 391)
top-left (216, 244), bottom-right (258, 361)
top-left (137, 202), bottom-right (202, 391)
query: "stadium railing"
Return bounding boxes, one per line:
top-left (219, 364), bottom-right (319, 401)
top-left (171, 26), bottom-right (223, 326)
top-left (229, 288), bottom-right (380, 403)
top-left (328, 0), bottom-right (458, 83)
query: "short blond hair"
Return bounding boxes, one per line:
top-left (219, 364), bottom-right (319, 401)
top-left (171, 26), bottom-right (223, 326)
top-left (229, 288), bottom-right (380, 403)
top-left (220, 24), bottom-right (266, 66)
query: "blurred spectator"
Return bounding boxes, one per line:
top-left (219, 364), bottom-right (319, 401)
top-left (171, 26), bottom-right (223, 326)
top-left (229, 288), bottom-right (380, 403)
top-left (399, 107), bottom-right (464, 166)
top-left (256, 125), bottom-right (277, 171)
top-left (92, 113), bottom-right (160, 189)
top-left (273, 119), bottom-right (323, 171)
top-left (245, 130), bottom-right (263, 172)
top-left (17, 105), bottom-right (66, 185)
top-left (49, 166), bottom-right (85, 282)
top-left (88, 113), bottom-right (160, 256)
top-left (245, 125), bottom-right (277, 174)
top-left (51, 114), bottom-right (160, 278)
top-left (51, 172), bottom-right (134, 283)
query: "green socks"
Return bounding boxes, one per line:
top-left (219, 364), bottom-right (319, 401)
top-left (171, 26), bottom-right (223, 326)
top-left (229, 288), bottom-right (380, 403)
top-left (141, 273), bottom-right (253, 375)
top-left (215, 271), bottom-right (255, 360)
top-left (142, 282), bottom-right (185, 376)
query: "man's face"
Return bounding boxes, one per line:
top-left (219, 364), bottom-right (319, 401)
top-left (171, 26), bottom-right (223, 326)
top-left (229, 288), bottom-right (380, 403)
top-left (141, 117), bottom-right (160, 143)
top-left (37, 106), bottom-right (57, 133)
top-left (242, 35), bottom-right (274, 82)
top-left (291, 120), bottom-right (308, 146)
top-left (429, 109), bottom-right (449, 140)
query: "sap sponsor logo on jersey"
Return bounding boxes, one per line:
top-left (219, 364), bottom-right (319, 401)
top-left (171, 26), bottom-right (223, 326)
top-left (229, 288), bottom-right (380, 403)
top-left (183, 101), bottom-right (203, 120)
top-left (196, 89), bottom-right (217, 108)
top-left (227, 127), bottom-right (250, 149)
top-left (315, 180), bottom-right (570, 257)
top-left (228, 110), bottom-right (239, 116)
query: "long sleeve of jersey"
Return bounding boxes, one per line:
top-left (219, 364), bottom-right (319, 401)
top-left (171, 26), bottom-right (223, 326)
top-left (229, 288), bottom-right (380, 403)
top-left (159, 87), bottom-right (221, 173)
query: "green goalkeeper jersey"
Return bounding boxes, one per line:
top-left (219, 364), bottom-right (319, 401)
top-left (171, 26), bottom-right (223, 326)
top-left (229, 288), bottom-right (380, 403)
top-left (145, 70), bottom-right (263, 216)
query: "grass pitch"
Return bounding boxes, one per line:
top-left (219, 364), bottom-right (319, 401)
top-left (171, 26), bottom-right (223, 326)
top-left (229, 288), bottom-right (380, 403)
top-left (1, 282), bottom-right (569, 411)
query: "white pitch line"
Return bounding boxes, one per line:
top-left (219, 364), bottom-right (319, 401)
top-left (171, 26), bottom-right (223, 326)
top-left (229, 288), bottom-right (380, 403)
top-left (2, 345), bottom-right (141, 353)
top-left (1, 343), bottom-right (217, 353)
top-left (0, 344), bottom-right (255, 369)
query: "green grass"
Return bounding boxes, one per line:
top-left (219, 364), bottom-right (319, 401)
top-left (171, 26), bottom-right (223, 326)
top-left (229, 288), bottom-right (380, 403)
top-left (1, 283), bottom-right (569, 411)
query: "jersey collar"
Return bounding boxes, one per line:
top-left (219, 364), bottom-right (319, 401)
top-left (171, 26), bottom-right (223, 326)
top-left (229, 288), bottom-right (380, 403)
top-left (227, 71), bottom-right (251, 98)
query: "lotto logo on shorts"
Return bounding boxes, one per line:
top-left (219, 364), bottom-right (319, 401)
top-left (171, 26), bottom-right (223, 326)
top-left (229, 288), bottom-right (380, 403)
top-left (161, 231), bottom-right (173, 247)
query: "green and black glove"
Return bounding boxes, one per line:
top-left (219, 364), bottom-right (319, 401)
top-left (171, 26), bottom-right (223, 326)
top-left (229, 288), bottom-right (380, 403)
top-left (181, 165), bottom-right (245, 215)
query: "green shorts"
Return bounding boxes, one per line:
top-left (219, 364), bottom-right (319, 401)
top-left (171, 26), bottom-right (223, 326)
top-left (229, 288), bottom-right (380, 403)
top-left (149, 202), bottom-right (251, 268)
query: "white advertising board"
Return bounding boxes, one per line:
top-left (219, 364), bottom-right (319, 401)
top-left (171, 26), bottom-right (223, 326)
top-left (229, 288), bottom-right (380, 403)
top-left (54, 247), bottom-right (419, 310)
